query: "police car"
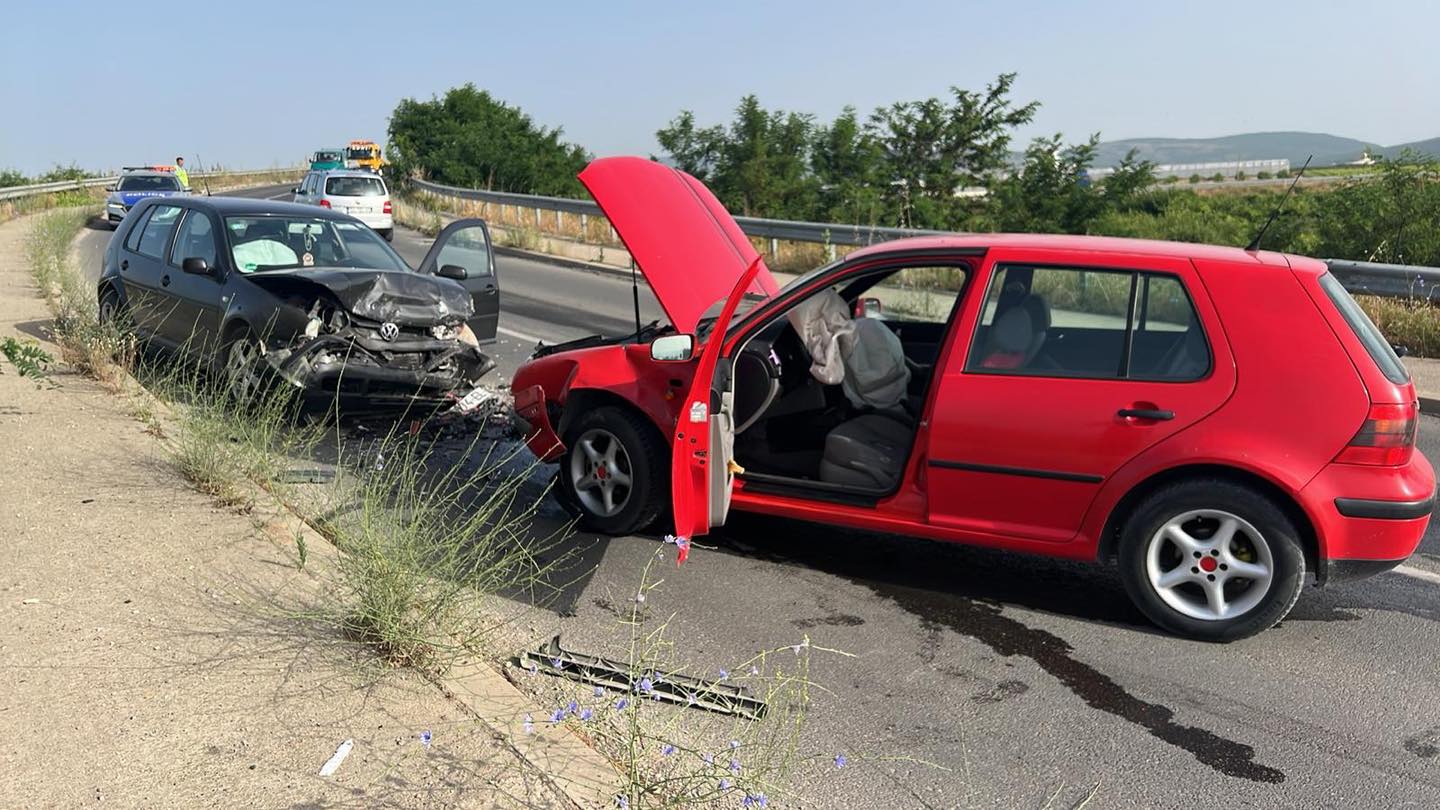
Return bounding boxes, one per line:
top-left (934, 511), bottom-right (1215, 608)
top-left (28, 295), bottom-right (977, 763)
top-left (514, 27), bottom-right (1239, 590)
top-left (103, 166), bottom-right (190, 229)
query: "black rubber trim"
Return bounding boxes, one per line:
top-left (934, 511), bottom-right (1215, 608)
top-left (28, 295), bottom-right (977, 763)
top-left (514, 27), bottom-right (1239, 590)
top-left (929, 459), bottom-right (1103, 484)
top-left (1318, 557), bottom-right (1409, 584)
top-left (1333, 494), bottom-right (1435, 520)
top-left (739, 472), bottom-right (882, 507)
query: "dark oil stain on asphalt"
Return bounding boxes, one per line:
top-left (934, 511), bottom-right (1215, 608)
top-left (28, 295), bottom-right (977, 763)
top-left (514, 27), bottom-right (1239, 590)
top-left (711, 514), bottom-right (1287, 784)
top-left (1404, 728), bottom-right (1440, 759)
top-left (971, 679), bottom-right (1030, 704)
top-left (879, 585), bottom-right (1286, 783)
top-left (791, 613), bottom-right (866, 629)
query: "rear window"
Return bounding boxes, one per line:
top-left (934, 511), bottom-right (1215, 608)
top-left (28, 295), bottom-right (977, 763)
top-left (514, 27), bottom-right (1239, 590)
top-left (1319, 273), bottom-right (1409, 384)
top-left (118, 175), bottom-right (181, 191)
top-left (326, 176), bottom-right (386, 197)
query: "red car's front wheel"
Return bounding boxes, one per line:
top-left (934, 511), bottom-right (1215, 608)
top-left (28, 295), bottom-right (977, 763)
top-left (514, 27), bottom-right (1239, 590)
top-left (557, 406), bottom-right (667, 535)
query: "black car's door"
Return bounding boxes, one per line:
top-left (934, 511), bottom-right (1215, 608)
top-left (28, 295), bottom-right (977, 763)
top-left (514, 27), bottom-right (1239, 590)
top-left (123, 203), bottom-right (184, 342)
top-left (415, 218), bottom-right (499, 343)
top-left (157, 208), bottom-right (226, 356)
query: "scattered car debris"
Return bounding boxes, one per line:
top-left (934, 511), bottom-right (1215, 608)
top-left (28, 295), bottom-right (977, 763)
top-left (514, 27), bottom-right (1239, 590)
top-left (274, 466), bottom-right (338, 484)
top-left (318, 738), bottom-right (354, 777)
top-left (519, 635), bottom-right (767, 719)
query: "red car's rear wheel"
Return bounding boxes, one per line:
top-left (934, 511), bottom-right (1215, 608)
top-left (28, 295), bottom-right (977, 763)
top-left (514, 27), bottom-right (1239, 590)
top-left (1119, 478), bottom-right (1306, 641)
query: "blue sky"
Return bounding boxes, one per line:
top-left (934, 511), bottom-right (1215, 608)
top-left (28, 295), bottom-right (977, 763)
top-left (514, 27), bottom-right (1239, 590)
top-left (2, 0), bottom-right (1436, 174)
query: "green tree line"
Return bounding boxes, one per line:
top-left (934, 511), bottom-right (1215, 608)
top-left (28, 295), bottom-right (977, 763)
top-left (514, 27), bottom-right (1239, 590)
top-left (0, 163), bottom-right (95, 189)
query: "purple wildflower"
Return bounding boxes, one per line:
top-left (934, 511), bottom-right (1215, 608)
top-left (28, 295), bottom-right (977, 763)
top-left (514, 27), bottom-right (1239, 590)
top-left (742, 793), bottom-right (768, 807)
top-left (579, 708), bottom-right (593, 721)
top-left (834, 753), bottom-right (847, 769)
top-left (661, 743), bottom-right (676, 756)
top-left (549, 708), bottom-right (565, 724)
top-left (614, 796), bottom-right (629, 809)
top-left (686, 692), bottom-right (698, 706)
top-left (593, 685), bottom-right (605, 697)
top-left (718, 668), bottom-right (730, 680)
top-left (614, 697), bottom-right (628, 711)
top-left (719, 777), bottom-right (733, 791)
top-left (419, 730), bottom-right (432, 749)
top-left (566, 699), bottom-right (579, 716)
top-left (524, 660), bottom-right (538, 675)
top-left (522, 714), bottom-right (534, 734)
top-left (703, 753), bottom-right (715, 765)
top-left (729, 758), bottom-right (741, 774)
top-left (749, 665), bottom-right (759, 676)
top-left (550, 656), bottom-right (566, 670)
top-left (729, 740), bottom-right (741, 749)
top-left (638, 676), bottom-right (654, 694)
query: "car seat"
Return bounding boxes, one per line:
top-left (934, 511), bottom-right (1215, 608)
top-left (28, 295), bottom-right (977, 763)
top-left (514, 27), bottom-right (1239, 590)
top-left (817, 413), bottom-right (913, 490)
top-left (979, 294), bottom-right (1049, 369)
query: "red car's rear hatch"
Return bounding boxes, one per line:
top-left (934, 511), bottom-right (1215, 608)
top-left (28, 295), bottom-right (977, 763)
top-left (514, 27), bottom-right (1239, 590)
top-left (579, 156), bottom-right (779, 335)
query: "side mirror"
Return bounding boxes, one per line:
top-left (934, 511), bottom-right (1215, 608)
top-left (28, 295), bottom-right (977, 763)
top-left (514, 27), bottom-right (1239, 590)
top-left (650, 334), bottom-right (695, 362)
top-left (291, 187), bottom-right (302, 194)
top-left (855, 297), bottom-right (883, 318)
top-left (437, 264), bottom-right (468, 281)
top-left (181, 257), bottom-right (212, 276)
top-left (105, 184), bottom-right (117, 192)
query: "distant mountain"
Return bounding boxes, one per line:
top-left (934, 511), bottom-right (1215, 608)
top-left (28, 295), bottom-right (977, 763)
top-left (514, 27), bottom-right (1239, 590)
top-left (1091, 131), bottom-right (1379, 168)
top-left (1378, 137), bottom-right (1440, 159)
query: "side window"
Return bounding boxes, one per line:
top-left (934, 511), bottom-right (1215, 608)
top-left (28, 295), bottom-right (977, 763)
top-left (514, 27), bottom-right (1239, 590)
top-left (122, 207), bottom-right (155, 252)
top-left (967, 264), bottom-right (1209, 381)
top-left (968, 264), bottom-right (1132, 376)
top-left (134, 205), bottom-right (183, 259)
top-left (1128, 275), bottom-right (1209, 380)
top-left (859, 265), bottom-right (967, 324)
top-left (432, 224), bottom-right (492, 278)
top-left (169, 211), bottom-right (218, 268)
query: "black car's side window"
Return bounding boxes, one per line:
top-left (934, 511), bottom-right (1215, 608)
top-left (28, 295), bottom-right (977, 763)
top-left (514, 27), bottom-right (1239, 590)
top-left (134, 205), bottom-right (183, 260)
top-left (123, 208), bottom-right (154, 253)
top-left (169, 211), bottom-right (218, 269)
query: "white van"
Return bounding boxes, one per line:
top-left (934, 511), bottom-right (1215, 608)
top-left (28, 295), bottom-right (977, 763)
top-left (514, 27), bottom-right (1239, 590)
top-left (293, 170), bottom-right (393, 241)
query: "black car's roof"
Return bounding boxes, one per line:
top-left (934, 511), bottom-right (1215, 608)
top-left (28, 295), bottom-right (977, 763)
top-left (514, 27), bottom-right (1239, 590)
top-left (165, 195), bottom-right (353, 220)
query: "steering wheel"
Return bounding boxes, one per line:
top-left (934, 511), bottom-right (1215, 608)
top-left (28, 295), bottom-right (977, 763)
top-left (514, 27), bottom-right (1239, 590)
top-left (733, 337), bottom-right (783, 434)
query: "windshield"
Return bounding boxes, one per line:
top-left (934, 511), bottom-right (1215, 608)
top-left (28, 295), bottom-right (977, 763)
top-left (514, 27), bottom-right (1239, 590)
top-left (313, 151), bottom-right (342, 162)
top-left (346, 147), bottom-right (376, 160)
top-left (326, 176), bottom-right (386, 197)
top-left (117, 175), bottom-right (181, 191)
top-left (225, 216), bottom-right (409, 274)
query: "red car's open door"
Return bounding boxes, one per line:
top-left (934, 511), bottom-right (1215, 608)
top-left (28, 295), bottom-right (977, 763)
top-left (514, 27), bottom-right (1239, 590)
top-left (670, 257), bottom-right (768, 554)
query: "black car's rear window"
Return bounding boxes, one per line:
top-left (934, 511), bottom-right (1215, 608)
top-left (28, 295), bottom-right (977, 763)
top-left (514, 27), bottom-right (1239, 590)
top-left (326, 176), bottom-right (386, 197)
top-left (118, 175), bottom-right (182, 191)
top-left (1319, 273), bottom-right (1409, 384)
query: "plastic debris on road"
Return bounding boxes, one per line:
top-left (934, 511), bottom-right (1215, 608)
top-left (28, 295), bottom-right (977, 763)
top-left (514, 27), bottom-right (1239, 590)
top-left (318, 739), bottom-right (354, 777)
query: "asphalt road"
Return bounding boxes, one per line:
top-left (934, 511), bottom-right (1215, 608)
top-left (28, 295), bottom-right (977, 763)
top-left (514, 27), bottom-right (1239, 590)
top-left (74, 186), bottom-right (1440, 808)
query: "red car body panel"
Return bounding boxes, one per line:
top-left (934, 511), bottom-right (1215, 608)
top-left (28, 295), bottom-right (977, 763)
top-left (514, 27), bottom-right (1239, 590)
top-left (579, 157), bottom-right (780, 334)
top-left (511, 160), bottom-right (1434, 585)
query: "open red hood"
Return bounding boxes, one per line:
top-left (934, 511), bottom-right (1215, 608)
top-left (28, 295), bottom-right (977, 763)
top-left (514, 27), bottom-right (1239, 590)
top-left (579, 157), bottom-right (779, 335)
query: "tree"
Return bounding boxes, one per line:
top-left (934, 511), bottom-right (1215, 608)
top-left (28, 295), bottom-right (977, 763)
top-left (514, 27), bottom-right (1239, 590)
top-left (654, 111), bottom-right (724, 182)
top-left (810, 106), bottom-right (885, 224)
top-left (37, 164), bottom-right (89, 182)
top-left (1189, 174), bottom-right (1202, 184)
top-left (987, 134), bottom-right (1104, 233)
top-left (0, 169), bottom-right (27, 188)
top-left (867, 73), bottom-right (1040, 228)
top-left (1313, 151), bottom-right (1440, 264)
top-left (1101, 148), bottom-right (1157, 207)
top-left (387, 84), bottom-right (589, 196)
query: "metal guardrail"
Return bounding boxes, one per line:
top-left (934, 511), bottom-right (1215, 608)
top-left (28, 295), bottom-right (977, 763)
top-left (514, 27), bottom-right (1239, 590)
top-left (413, 178), bottom-right (1440, 300)
top-left (412, 178), bottom-right (943, 247)
top-left (0, 167), bottom-right (304, 202)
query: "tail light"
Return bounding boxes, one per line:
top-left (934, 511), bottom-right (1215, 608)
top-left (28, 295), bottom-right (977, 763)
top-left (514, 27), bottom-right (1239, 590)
top-left (318, 199), bottom-right (331, 208)
top-left (383, 200), bottom-right (392, 214)
top-left (1334, 401), bottom-right (1417, 466)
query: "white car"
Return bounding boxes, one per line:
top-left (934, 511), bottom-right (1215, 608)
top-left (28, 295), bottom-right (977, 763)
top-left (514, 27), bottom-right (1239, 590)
top-left (292, 170), bottom-right (393, 241)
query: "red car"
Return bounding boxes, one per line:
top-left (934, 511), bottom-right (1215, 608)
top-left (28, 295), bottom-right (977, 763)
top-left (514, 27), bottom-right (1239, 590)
top-left (511, 157), bottom-right (1434, 641)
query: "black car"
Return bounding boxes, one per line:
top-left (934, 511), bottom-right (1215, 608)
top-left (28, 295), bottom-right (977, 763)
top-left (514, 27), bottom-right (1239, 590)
top-left (98, 196), bottom-right (501, 409)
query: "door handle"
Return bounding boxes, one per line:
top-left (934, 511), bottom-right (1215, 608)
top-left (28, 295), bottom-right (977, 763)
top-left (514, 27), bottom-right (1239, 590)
top-left (120, 260), bottom-right (129, 272)
top-left (1118, 408), bottom-right (1174, 421)
top-left (161, 274), bottom-right (171, 287)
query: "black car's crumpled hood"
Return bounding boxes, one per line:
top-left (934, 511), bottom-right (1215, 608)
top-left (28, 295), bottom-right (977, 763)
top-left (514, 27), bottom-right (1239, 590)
top-left (249, 268), bottom-right (473, 327)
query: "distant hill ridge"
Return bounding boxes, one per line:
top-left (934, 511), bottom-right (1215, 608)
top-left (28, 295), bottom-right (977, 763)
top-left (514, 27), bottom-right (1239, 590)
top-left (1087, 131), bottom-right (1439, 168)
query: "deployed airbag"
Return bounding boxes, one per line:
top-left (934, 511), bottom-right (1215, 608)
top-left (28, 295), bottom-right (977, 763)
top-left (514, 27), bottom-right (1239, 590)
top-left (786, 289), bottom-right (852, 385)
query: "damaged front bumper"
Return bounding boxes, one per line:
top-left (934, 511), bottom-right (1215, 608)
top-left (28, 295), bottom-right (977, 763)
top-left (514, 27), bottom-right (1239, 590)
top-left (262, 331), bottom-right (496, 409)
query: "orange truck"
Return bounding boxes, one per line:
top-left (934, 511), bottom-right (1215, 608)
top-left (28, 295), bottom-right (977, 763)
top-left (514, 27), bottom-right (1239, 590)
top-left (345, 140), bottom-right (385, 173)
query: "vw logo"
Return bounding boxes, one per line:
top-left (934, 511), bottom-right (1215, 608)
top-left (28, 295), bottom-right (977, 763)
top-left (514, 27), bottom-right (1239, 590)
top-left (378, 322), bottom-right (400, 341)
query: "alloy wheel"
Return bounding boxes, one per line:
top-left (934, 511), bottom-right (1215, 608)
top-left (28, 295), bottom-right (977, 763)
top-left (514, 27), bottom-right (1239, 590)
top-left (1144, 508), bottom-right (1275, 621)
top-left (568, 427), bottom-right (634, 518)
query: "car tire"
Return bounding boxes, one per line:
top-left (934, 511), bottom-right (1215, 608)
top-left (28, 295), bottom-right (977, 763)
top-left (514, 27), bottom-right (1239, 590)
top-left (1118, 478), bottom-right (1306, 642)
top-left (379, 228), bottom-right (394, 242)
top-left (558, 406), bottom-right (667, 535)
top-left (98, 286), bottom-right (130, 331)
top-left (220, 326), bottom-right (270, 404)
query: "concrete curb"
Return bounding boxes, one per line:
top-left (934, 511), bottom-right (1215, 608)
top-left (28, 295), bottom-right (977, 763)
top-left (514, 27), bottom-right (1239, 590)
top-left (1420, 397), bottom-right (1440, 418)
top-left (51, 211), bottom-right (621, 810)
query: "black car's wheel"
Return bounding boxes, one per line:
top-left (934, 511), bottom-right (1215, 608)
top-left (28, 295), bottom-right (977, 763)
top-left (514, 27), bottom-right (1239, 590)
top-left (1118, 478), bottom-right (1306, 642)
top-left (378, 228), bottom-right (394, 242)
top-left (98, 286), bottom-right (129, 330)
top-left (558, 406), bottom-right (667, 535)
top-left (221, 327), bottom-right (269, 404)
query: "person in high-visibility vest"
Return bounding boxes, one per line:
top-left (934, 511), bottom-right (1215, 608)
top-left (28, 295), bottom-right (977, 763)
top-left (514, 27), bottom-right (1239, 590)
top-left (174, 156), bottom-right (189, 190)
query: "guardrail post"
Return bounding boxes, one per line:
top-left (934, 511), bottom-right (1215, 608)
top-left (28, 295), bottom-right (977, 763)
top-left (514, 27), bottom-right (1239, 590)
top-left (535, 207), bottom-right (542, 228)
top-left (580, 213), bottom-right (588, 241)
top-left (826, 243), bottom-right (836, 262)
top-left (768, 237), bottom-right (779, 261)
top-left (557, 210), bottom-right (564, 231)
